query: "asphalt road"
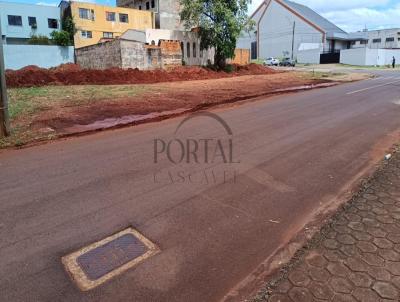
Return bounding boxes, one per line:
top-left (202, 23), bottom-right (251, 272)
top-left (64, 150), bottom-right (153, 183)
top-left (1, 70), bottom-right (400, 302)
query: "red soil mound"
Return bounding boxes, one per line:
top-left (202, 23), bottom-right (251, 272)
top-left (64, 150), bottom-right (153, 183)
top-left (5, 64), bottom-right (277, 88)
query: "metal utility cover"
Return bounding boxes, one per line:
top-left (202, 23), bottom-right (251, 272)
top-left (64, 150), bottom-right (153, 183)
top-left (62, 228), bottom-right (159, 291)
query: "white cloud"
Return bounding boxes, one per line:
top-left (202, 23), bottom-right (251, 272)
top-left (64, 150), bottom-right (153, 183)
top-left (289, 0), bottom-right (391, 13)
top-left (36, 1), bottom-right (58, 6)
top-left (323, 7), bottom-right (400, 32)
top-left (248, 0), bottom-right (400, 32)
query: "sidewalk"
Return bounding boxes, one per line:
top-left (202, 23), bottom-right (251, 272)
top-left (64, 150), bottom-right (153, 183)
top-left (258, 150), bottom-right (400, 302)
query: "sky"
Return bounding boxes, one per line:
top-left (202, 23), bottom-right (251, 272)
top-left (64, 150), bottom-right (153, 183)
top-left (2, 0), bottom-right (400, 33)
top-left (249, 0), bottom-right (400, 32)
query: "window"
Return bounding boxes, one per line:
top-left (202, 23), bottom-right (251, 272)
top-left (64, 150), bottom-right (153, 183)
top-left (48, 18), bottom-right (58, 29)
top-left (106, 12), bottom-right (116, 21)
top-left (146, 1), bottom-right (150, 10)
top-left (8, 15), bottom-right (22, 26)
top-left (119, 13), bottom-right (129, 23)
top-left (372, 38), bottom-right (381, 43)
top-left (103, 32), bottom-right (113, 38)
top-left (193, 42), bottom-right (197, 58)
top-left (386, 37), bottom-right (395, 42)
top-left (79, 8), bottom-right (94, 20)
top-left (151, 0), bottom-right (155, 8)
top-left (360, 40), bottom-right (368, 45)
top-left (79, 8), bottom-right (89, 19)
top-left (187, 42), bottom-right (190, 58)
top-left (81, 30), bottom-right (92, 39)
top-left (28, 16), bottom-right (37, 27)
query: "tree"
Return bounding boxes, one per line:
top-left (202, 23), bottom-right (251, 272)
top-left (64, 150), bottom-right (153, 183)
top-left (180, 0), bottom-right (254, 69)
top-left (50, 30), bottom-right (72, 46)
top-left (61, 16), bottom-right (76, 46)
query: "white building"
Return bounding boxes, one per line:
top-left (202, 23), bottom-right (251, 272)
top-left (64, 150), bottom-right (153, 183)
top-left (238, 0), bottom-right (354, 60)
top-left (238, 0), bottom-right (362, 63)
top-left (349, 29), bottom-right (400, 49)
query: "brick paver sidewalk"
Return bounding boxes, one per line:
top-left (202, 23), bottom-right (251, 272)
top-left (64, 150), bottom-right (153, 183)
top-left (259, 151), bottom-right (400, 302)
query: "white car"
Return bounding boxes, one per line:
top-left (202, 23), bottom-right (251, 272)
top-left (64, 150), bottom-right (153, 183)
top-left (264, 57), bottom-right (280, 66)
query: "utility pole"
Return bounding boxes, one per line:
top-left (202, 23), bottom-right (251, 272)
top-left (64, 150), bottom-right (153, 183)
top-left (291, 21), bottom-right (296, 60)
top-left (0, 16), bottom-right (10, 138)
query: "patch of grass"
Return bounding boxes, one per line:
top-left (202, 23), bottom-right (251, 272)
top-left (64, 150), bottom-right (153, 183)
top-left (1, 84), bottom-right (157, 149)
top-left (251, 59), bottom-right (264, 65)
top-left (7, 84), bottom-right (152, 121)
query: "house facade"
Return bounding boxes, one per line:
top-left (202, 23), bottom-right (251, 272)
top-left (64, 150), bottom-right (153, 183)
top-left (116, 0), bottom-right (183, 30)
top-left (0, 1), bottom-right (61, 44)
top-left (60, 1), bottom-right (154, 48)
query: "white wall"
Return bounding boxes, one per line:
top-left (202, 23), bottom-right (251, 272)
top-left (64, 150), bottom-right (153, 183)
top-left (297, 48), bottom-right (321, 64)
top-left (258, 0), bottom-right (323, 59)
top-left (340, 48), bottom-right (367, 66)
top-left (4, 45), bottom-right (74, 70)
top-left (340, 48), bottom-right (400, 66)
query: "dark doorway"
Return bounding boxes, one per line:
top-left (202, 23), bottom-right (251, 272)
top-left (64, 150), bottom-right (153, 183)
top-left (320, 51), bottom-right (340, 64)
top-left (251, 41), bottom-right (257, 60)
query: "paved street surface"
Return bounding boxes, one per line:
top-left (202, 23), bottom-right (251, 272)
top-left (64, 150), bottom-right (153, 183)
top-left (266, 151), bottom-right (400, 302)
top-left (1, 70), bottom-right (400, 302)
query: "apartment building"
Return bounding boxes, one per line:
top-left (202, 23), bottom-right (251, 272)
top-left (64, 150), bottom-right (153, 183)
top-left (0, 1), bottom-right (61, 44)
top-left (60, 1), bottom-right (154, 48)
top-left (116, 0), bottom-right (183, 30)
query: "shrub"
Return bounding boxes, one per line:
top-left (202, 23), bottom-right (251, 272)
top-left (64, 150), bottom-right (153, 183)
top-left (28, 34), bottom-right (50, 45)
top-left (50, 30), bottom-right (72, 46)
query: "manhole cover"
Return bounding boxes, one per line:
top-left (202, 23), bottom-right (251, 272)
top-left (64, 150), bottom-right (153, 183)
top-left (62, 228), bottom-right (159, 291)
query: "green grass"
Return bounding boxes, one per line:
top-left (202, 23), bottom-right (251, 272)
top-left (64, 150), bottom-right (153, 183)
top-left (251, 59), bottom-right (264, 65)
top-left (0, 84), bottom-right (155, 148)
top-left (7, 84), bottom-right (150, 121)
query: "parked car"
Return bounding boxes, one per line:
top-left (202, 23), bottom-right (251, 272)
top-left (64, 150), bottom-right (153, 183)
top-left (263, 57), bottom-right (280, 66)
top-left (279, 58), bottom-right (296, 67)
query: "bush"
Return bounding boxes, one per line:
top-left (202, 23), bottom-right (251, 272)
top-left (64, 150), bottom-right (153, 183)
top-left (224, 64), bottom-right (235, 73)
top-left (28, 34), bottom-right (50, 45)
top-left (50, 30), bottom-right (72, 46)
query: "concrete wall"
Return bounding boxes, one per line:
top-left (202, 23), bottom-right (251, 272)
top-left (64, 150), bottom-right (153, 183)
top-left (0, 2), bottom-right (61, 43)
top-left (297, 48), bottom-right (321, 64)
top-left (4, 44), bottom-right (74, 70)
top-left (258, 0), bottom-right (323, 59)
top-left (340, 48), bottom-right (367, 66)
top-left (75, 38), bottom-right (179, 70)
top-left (122, 29), bottom-right (215, 66)
top-left (340, 48), bottom-right (400, 66)
top-left (76, 39), bottom-right (122, 69)
top-left (120, 39), bottom-right (146, 69)
top-left (144, 29), bottom-right (214, 65)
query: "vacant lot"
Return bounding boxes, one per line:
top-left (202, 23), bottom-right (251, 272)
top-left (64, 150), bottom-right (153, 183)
top-left (0, 70), bottom-right (368, 149)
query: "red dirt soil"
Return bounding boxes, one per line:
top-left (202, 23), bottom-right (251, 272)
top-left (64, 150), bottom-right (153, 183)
top-left (6, 63), bottom-right (277, 88)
